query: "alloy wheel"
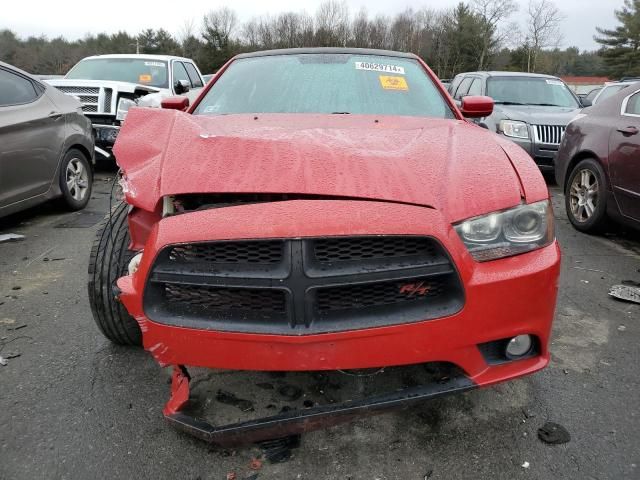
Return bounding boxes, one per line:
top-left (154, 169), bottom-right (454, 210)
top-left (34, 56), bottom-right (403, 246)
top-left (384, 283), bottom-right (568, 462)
top-left (569, 168), bottom-right (599, 223)
top-left (66, 158), bottom-right (89, 202)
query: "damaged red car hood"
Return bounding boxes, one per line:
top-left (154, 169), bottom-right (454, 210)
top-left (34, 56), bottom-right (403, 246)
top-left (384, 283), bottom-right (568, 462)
top-left (115, 108), bottom-right (527, 221)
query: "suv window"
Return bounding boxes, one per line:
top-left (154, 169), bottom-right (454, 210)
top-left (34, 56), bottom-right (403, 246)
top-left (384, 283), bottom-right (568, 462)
top-left (467, 78), bottom-right (482, 96)
top-left (184, 63), bottom-right (203, 88)
top-left (0, 68), bottom-right (40, 106)
top-left (448, 76), bottom-right (463, 95)
top-left (625, 92), bottom-right (640, 115)
top-left (454, 77), bottom-right (473, 100)
top-left (172, 61), bottom-right (191, 89)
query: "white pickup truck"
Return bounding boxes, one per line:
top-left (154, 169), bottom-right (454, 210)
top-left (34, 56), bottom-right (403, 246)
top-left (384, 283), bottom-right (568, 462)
top-left (46, 54), bottom-right (205, 161)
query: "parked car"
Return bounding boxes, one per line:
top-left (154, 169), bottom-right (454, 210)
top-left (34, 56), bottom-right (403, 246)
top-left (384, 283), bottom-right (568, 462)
top-left (556, 83), bottom-right (640, 232)
top-left (202, 74), bottom-right (215, 83)
top-left (0, 61), bottom-right (94, 218)
top-left (87, 48), bottom-right (560, 443)
top-left (580, 87), bottom-right (602, 105)
top-left (582, 81), bottom-right (635, 107)
top-left (448, 71), bottom-right (582, 171)
top-left (46, 54), bottom-right (205, 161)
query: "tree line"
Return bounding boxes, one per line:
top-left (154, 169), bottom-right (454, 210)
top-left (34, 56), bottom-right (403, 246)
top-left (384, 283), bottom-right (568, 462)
top-left (1, 0), bottom-right (636, 80)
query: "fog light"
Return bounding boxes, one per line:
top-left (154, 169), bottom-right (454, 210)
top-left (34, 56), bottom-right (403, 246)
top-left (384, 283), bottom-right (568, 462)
top-left (128, 252), bottom-right (143, 275)
top-left (505, 335), bottom-right (533, 359)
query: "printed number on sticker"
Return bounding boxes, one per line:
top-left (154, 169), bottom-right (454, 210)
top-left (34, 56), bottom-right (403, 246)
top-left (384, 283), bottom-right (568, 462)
top-left (356, 62), bottom-right (405, 74)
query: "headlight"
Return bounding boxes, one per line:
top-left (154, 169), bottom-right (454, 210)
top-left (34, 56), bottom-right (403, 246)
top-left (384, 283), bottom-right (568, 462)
top-left (499, 120), bottom-right (529, 139)
top-left (454, 200), bottom-right (554, 262)
top-left (116, 97), bottom-right (137, 121)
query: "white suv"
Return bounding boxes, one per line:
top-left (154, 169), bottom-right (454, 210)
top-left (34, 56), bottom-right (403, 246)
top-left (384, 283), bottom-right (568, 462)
top-left (46, 54), bottom-right (205, 160)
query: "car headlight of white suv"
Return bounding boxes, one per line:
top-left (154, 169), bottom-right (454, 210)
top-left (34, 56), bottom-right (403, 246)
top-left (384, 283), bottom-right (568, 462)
top-left (116, 98), bottom-right (137, 121)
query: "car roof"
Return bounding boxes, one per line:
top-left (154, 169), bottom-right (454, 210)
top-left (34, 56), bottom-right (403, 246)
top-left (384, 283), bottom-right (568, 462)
top-left (0, 60), bottom-right (45, 86)
top-left (0, 60), bottom-right (35, 78)
top-left (453, 71), bottom-right (561, 80)
top-left (79, 54), bottom-right (195, 62)
top-left (234, 47), bottom-right (419, 60)
top-left (603, 81), bottom-right (636, 86)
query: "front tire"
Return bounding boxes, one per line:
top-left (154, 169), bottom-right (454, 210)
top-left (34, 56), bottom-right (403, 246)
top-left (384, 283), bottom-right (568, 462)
top-left (88, 201), bottom-right (142, 346)
top-left (564, 158), bottom-right (608, 233)
top-left (60, 149), bottom-right (92, 210)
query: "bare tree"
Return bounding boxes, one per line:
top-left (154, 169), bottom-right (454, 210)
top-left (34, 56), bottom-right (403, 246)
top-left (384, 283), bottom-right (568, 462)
top-left (472, 0), bottom-right (518, 70)
top-left (525, 0), bottom-right (564, 72)
top-left (314, 1), bottom-right (350, 46)
top-left (202, 7), bottom-right (238, 50)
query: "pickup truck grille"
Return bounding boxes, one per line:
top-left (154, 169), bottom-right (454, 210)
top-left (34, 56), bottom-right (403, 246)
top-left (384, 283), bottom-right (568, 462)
top-left (55, 86), bottom-right (112, 114)
top-left (533, 124), bottom-right (566, 145)
top-left (144, 236), bottom-right (464, 335)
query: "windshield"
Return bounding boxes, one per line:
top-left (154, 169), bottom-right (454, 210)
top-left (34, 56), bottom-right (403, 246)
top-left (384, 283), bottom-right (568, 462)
top-left (597, 84), bottom-right (632, 103)
top-left (487, 76), bottom-right (579, 108)
top-left (65, 58), bottom-right (168, 88)
top-left (194, 54), bottom-right (455, 119)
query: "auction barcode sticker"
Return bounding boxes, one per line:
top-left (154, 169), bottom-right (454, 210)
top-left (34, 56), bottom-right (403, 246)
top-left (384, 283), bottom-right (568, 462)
top-left (355, 62), bottom-right (405, 74)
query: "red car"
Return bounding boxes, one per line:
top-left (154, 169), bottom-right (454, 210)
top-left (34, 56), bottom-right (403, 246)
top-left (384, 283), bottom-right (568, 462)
top-left (88, 48), bottom-right (560, 444)
top-left (556, 83), bottom-right (640, 232)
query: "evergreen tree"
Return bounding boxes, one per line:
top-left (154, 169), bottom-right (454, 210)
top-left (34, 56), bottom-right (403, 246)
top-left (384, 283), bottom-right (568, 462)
top-left (596, 0), bottom-right (640, 78)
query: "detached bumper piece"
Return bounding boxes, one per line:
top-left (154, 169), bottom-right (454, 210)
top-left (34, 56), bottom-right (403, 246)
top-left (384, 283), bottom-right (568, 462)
top-left (162, 365), bottom-right (476, 447)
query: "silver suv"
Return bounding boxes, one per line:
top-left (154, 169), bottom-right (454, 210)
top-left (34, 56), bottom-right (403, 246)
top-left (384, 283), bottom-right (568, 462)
top-left (449, 71), bottom-right (582, 172)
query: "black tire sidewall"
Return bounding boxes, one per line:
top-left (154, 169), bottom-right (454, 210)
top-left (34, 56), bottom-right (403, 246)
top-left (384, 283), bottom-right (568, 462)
top-left (59, 149), bottom-right (93, 210)
top-left (564, 158), bottom-right (607, 233)
top-left (87, 201), bottom-right (142, 346)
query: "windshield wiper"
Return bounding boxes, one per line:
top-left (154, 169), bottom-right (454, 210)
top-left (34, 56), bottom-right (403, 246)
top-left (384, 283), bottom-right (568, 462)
top-left (494, 101), bottom-right (527, 106)
top-left (529, 103), bottom-right (566, 107)
top-left (331, 111), bottom-right (351, 114)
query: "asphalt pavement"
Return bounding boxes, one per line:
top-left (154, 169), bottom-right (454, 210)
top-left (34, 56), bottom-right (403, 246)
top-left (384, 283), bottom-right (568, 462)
top-left (0, 172), bottom-right (638, 480)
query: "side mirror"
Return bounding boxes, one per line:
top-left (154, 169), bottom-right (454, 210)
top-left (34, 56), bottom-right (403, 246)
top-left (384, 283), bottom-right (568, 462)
top-left (460, 95), bottom-right (494, 118)
top-left (581, 98), bottom-right (592, 108)
top-left (174, 79), bottom-right (190, 95)
top-left (161, 96), bottom-right (189, 111)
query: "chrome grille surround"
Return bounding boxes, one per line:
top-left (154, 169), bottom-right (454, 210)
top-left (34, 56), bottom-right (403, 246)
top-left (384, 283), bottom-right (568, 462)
top-left (533, 124), bottom-right (566, 145)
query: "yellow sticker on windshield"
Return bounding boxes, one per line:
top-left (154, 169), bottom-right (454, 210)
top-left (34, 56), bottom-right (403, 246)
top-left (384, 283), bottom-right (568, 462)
top-left (139, 74), bottom-right (152, 83)
top-left (379, 75), bottom-right (408, 91)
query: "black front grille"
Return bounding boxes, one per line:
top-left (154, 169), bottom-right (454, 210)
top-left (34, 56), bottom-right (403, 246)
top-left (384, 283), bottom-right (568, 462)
top-left (316, 277), bottom-right (444, 312)
top-left (144, 236), bottom-right (464, 334)
top-left (164, 284), bottom-right (286, 313)
top-left (313, 236), bottom-right (436, 262)
top-left (168, 240), bottom-right (284, 264)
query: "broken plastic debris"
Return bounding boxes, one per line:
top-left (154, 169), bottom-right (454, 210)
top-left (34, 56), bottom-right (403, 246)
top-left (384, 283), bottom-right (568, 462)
top-left (522, 461), bottom-right (530, 469)
top-left (0, 234), bottom-right (25, 243)
top-left (538, 422), bottom-right (571, 444)
top-left (609, 285), bottom-right (640, 304)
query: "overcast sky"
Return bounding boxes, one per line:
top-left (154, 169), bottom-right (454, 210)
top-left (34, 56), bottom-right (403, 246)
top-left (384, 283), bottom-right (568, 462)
top-left (2, 0), bottom-right (625, 51)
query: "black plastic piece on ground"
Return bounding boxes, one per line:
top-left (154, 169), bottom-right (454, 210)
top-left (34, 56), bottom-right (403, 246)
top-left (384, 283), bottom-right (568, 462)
top-left (257, 435), bottom-right (301, 463)
top-left (165, 374), bottom-right (475, 446)
top-left (538, 422), bottom-right (571, 444)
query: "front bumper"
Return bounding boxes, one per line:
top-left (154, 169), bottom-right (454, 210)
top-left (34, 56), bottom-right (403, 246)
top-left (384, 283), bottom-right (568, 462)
top-left (118, 199), bottom-right (560, 386)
